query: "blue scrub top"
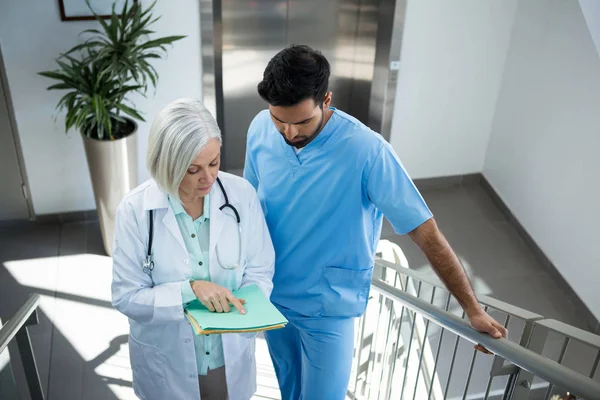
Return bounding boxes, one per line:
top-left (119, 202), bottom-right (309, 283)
top-left (244, 108), bottom-right (432, 318)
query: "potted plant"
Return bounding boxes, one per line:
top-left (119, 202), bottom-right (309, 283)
top-left (39, 1), bottom-right (185, 256)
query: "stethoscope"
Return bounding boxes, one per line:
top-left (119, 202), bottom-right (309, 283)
top-left (142, 177), bottom-right (242, 280)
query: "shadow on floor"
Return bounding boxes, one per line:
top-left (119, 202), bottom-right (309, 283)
top-left (0, 222), bottom-right (124, 400)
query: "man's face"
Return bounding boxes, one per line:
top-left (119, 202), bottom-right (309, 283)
top-left (268, 93), bottom-right (332, 149)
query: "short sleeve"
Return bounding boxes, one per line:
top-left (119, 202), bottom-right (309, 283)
top-left (243, 114), bottom-right (262, 189)
top-left (366, 141), bottom-right (432, 234)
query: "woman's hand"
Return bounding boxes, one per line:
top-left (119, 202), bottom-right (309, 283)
top-left (190, 280), bottom-right (246, 314)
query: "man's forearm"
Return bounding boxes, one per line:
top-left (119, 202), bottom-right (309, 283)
top-left (409, 219), bottom-right (483, 316)
top-left (424, 236), bottom-right (482, 315)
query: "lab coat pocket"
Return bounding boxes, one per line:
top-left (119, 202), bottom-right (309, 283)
top-left (129, 334), bottom-right (168, 399)
top-left (321, 266), bottom-right (373, 317)
top-left (223, 333), bottom-right (254, 366)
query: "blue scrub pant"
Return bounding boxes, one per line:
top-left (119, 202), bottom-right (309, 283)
top-left (264, 311), bottom-right (355, 400)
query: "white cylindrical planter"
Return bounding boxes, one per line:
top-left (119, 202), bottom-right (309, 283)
top-left (82, 125), bottom-right (137, 256)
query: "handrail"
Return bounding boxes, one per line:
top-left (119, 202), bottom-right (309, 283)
top-left (375, 258), bottom-right (543, 321)
top-left (536, 319), bottom-right (600, 348)
top-left (370, 278), bottom-right (600, 400)
top-left (0, 294), bottom-right (41, 354)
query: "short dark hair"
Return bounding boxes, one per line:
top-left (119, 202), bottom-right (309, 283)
top-left (257, 45), bottom-right (331, 107)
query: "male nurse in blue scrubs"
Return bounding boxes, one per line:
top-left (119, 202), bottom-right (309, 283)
top-left (243, 45), bottom-right (508, 400)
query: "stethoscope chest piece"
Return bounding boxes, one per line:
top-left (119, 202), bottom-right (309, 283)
top-left (142, 256), bottom-right (154, 275)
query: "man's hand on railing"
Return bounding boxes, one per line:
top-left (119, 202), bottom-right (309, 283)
top-left (409, 218), bottom-right (508, 354)
top-left (468, 307), bottom-right (508, 354)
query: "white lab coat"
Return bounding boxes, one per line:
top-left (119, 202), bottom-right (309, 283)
top-left (111, 172), bottom-right (275, 400)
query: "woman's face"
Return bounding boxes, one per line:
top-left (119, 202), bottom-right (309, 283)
top-left (178, 138), bottom-right (221, 199)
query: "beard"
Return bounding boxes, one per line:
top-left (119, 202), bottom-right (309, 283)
top-left (281, 108), bottom-right (326, 149)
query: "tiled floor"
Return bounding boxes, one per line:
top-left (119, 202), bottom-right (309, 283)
top-left (0, 220), bottom-right (279, 400)
top-left (0, 183), bottom-right (593, 399)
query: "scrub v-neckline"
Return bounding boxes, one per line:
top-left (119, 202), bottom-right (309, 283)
top-left (279, 108), bottom-right (338, 173)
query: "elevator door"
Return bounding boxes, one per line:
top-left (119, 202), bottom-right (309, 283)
top-left (220, 0), bottom-right (380, 173)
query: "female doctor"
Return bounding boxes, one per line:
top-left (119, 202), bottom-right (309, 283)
top-left (111, 98), bottom-right (275, 400)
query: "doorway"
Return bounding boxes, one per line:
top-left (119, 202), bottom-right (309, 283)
top-left (0, 46), bottom-right (33, 221)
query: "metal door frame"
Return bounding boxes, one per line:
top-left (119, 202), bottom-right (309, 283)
top-left (0, 44), bottom-right (35, 221)
top-left (199, 0), bottom-right (225, 168)
top-left (199, 0), bottom-right (407, 169)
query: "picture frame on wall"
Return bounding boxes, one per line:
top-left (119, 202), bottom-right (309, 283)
top-left (58, 0), bottom-right (136, 21)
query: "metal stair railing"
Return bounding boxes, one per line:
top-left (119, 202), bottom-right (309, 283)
top-left (348, 257), bottom-right (600, 400)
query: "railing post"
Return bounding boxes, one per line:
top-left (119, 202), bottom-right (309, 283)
top-left (502, 372), bottom-right (517, 400)
top-left (506, 321), bottom-right (548, 399)
top-left (15, 310), bottom-right (45, 400)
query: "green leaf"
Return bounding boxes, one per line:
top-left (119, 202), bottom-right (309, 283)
top-left (138, 35), bottom-right (186, 50)
top-left (138, 1), bottom-right (157, 22)
top-left (38, 70), bottom-right (69, 80)
top-left (48, 83), bottom-right (73, 90)
top-left (110, 112), bottom-right (127, 124)
top-left (92, 94), bottom-right (102, 121)
top-left (138, 29), bottom-right (156, 36)
top-left (81, 29), bottom-right (106, 37)
top-left (104, 109), bottom-right (113, 140)
top-left (74, 108), bottom-right (90, 133)
top-left (55, 58), bottom-right (76, 75)
top-left (127, 14), bottom-right (157, 41)
top-left (121, 0), bottom-right (129, 20)
top-left (115, 103), bottom-right (144, 121)
top-left (140, 53), bottom-right (161, 59)
top-left (108, 5), bottom-right (119, 42)
top-left (85, 0), bottom-right (112, 38)
top-left (62, 42), bottom-right (100, 56)
top-left (138, 63), bottom-right (156, 88)
top-left (65, 106), bottom-right (78, 132)
top-left (56, 92), bottom-right (76, 109)
top-left (81, 115), bottom-right (96, 137)
top-left (120, 0), bottom-right (129, 38)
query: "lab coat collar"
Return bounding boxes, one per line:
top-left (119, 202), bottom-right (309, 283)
top-left (141, 175), bottom-right (235, 255)
top-left (143, 180), bottom-right (169, 211)
top-left (143, 178), bottom-right (232, 212)
top-left (142, 181), bottom-right (186, 252)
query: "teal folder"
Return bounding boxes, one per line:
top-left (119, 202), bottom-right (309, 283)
top-left (184, 284), bottom-right (288, 335)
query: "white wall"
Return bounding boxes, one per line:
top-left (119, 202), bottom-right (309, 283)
top-left (0, 0), bottom-right (201, 215)
top-left (579, 0), bottom-right (600, 57)
top-left (484, 0), bottom-right (600, 319)
top-left (389, 0), bottom-right (518, 179)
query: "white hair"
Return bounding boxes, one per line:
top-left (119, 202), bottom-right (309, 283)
top-left (146, 98), bottom-right (222, 198)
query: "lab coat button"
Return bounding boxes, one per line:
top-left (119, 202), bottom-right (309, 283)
top-left (185, 338), bottom-right (191, 343)
top-left (189, 374), bottom-right (195, 379)
top-left (184, 259), bottom-right (189, 264)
